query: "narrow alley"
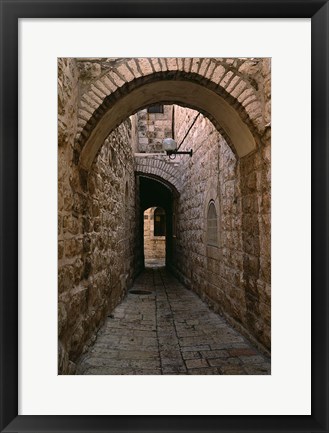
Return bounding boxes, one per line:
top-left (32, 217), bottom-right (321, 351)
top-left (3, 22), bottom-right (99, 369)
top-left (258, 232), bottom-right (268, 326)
top-left (76, 267), bottom-right (270, 375)
top-left (58, 58), bottom-right (271, 375)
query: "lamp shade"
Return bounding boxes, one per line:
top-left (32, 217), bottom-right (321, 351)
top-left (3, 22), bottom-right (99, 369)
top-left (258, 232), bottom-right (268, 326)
top-left (162, 138), bottom-right (177, 152)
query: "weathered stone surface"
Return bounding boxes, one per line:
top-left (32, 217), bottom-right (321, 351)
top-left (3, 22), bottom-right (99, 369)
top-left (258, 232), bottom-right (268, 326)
top-left (77, 61), bottom-right (102, 82)
top-left (168, 104), bottom-right (270, 351)
top-left (58, 58), bottom-right (79, 151)
top-left (75, 58), bottom-right (268, 160)
top-left (136, 106), bottom-right (173, 152)
top-left (58, 58), bottom-right (271, 374)
top-left (76, 268), bottom-right (270, 375)
top-left (58, 74), bottom-right (139, 372)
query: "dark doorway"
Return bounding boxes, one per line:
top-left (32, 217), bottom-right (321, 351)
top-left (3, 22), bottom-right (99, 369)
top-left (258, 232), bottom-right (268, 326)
top-left (138, 176), bottom-right (174, 269)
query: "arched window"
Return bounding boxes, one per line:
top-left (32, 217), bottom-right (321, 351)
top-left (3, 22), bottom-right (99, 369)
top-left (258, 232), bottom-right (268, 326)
top-left (154, 207), bottom-right (166, 236)
top-left (207, 201), bottom-right (218, 246)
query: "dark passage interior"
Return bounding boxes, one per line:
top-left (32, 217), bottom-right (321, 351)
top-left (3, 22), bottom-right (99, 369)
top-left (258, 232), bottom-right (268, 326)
top-left (139, 176), bottom-right (174, 269)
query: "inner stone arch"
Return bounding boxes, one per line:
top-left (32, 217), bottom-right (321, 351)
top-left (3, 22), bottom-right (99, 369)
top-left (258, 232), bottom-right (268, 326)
top-left (79, 80), bottom-right (257, 170)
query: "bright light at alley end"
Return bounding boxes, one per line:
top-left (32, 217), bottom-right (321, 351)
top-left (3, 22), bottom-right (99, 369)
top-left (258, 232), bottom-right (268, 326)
top-left (162, 138), bottom-right (193, 157)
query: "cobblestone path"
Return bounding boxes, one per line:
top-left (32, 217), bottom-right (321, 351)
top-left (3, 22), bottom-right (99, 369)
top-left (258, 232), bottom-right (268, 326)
top-left (76, 268), bottom-right (271, 375)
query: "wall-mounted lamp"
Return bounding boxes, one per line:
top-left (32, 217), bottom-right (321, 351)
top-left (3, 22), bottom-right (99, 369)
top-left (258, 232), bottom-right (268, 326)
top-left (162, 138), bottom-right (193, 158)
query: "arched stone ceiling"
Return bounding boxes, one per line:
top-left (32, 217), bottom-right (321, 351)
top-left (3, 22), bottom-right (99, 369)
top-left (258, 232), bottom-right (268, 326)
top-left (76, 58), bottom-right (265, 170)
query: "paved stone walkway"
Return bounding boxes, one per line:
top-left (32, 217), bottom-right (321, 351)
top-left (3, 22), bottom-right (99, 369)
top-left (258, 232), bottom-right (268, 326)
top-left (76, 268), bottom-right (271, 375)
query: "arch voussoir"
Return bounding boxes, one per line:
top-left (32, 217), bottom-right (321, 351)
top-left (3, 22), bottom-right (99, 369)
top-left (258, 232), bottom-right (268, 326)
top-left (126, 58), bottom-right (143, 79)
top-left (210, 64), bottom-right (226, 84)
top-left (183, 58), bottom-right (193, 73)
top-left (238, 88), bottom-right (254, 104)
top-left (100, 75), bottom-right (118, 93)
top-left (136, 58), bottom-right (153, 76)
top-left (165, 57), bottom-right (179, 71)
top-left (94, 80), bottom-right (110, 96)
top-left (80, 101), bottom-right (94, 115)
top-left (82, 93), bottom-right (100, 110)
top-left (150, 58), bottom-right (162, 73)
top-left (115, 63), bottom-right (135, 83)
top-left (176, 57), bottom-right (184, 71)
top-left (198, 58), bottom-right (211, 77)
top-left (79, 109), bottom-right (91, 122)
top-left (136, 158), bottom-right (181, 194)
top-left (76, 58), bottom-right (268, 169)
top-left (86, 90), bottom-right (103, 105)
top-left (190, 58), bottom-right (202, 74)
top-left (226, 76), bottom-right (242, 94)
top-left (220, 70), bottom-right (234, 87)
top-left (90, 83), bottom-right (106, 100)
top-left (230, 80), bottom-right (247, 99)
top-left (204, 59), bottom-right (216, 79)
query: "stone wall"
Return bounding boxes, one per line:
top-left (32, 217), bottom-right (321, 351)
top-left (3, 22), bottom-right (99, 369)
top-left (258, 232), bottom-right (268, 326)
top-left (58, 59), bottom-right (138, 374)
top-left (239, 141), bottom-right (271, 349)
top-left (137, 106), bottom-right (173, 153)
top-left (143, 207), bottom-right (166, 264)
top-left (170, 104), bottom-right (270, 352)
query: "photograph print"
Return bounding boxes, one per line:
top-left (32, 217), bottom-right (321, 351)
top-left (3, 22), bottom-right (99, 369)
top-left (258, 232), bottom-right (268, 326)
top-left (58, 57), bottom-right (271, 375)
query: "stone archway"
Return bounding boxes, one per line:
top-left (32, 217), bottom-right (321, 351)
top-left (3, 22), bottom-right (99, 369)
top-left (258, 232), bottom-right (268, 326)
top-left (76, 58), bottom-right (269, 170)
top-left (135, 157), bottom-right (182, 194)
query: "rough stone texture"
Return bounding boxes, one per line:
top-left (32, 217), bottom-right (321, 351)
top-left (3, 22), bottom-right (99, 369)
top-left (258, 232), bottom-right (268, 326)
top-left (135, 155), bottom-right (181, 193)
top-left (136, 106), bottom-right (173, 153)
top-left (59, 120), bottom-right (138, 374)
top-left (239, 141), bottom-right (271, 348)
top-left (143, 207), bottom-right (166, 266)
top-left (58, 58), bottom-right (271, 374)
top-left (169, 105), bottom-right (270, 352)
top-left (74, 58), bottom-right (269, 167)
top-left (58, 59), bottom-right (140, 374)
top-left (58, 58), bottom-right (79, 151)
top-left (76, 268), bottom-right (270, 375)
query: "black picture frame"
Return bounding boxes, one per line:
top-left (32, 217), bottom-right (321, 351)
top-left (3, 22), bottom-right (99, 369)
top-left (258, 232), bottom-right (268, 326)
top-left (0, 1), bottom-right (328, 432)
